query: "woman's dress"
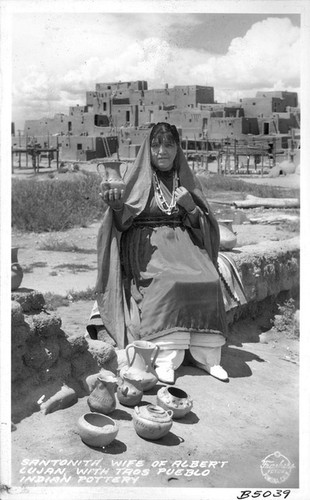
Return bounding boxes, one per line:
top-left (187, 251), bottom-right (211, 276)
top-left (117, 170), bottom-right (227, 342)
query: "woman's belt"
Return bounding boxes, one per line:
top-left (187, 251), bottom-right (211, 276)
top-left (132, 217), bottom-right (184, 228)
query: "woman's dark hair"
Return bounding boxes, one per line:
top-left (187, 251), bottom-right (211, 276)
top-left (150, 122), bottom-right (180, 146)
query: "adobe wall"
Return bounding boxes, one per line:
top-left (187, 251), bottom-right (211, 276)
top-left (225, 237), bottom-right (300, 323)
top-left (11, 291), bottom-right (118, 422)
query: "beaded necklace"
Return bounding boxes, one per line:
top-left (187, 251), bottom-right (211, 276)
top-left (152, 169), bottom-right (179, 215)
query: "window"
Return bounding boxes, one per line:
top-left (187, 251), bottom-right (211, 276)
top-left (77, 144), bottom-right (82, 150)
top-left (94, 115), bottom-right (109, 127)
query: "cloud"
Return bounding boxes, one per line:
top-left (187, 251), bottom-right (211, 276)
top-left (197, 17), bottom-right (300, 92)
top-left (12, 16), bottom-right (300, 127)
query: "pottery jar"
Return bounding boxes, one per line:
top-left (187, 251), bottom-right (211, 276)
top-left (97, 161), bottom-right (125, 192)
top-left (157, 386), bottom-right (193, 419)
top-left (121, 340), bottom-right (159, 391)
top-left (218, 219), bottom-right (237, 251)
top-left (117, 372), bottom-right (143, 407)
top-left (133, 404), bottom-right (173, 440)
top-left (87, 370), bottom-right (118, 415)
top-left (77, 412), bottom-right (118, 447)
top-left (11, 247), bottom-right (23, 291)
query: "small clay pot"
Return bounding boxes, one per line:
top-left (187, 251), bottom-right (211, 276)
top-left (11, 247), bottom-right (23, 291)
top-left (87, 370), bottom-right (118, 415)
top-left (157, 386), bottom-right (193, 419)
top-left (133, 404), bottom-right (173, 440)
top-left (77, 412), bottom-right (118, 448)
top-left (218, 220), bottom-right (237, 251)
top-left (117, 372), bottom-right (143, 407)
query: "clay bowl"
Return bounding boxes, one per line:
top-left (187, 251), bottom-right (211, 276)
top-left (77, 412), bottom-right (118, 447)
top-left (157, 386), bottom-right (193, 419)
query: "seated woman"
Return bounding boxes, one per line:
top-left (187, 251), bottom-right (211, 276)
top-left (87, 122), bottom-right (229, 384)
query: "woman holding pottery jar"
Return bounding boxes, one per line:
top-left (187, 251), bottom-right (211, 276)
top-left (87, 122), bottom-right (228, 384)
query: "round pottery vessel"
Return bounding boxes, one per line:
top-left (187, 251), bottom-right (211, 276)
top-left (133, 404), bottom-right (173, 440)
top-left (157, 386), bottom-right (193, 419)
top-left (218, 220), bottom-right (237, 251)
top-left (11, 247), bottom-right (23, 291)
top-left (117, 372), bottom-right (143, 407)
top-left (77, 412), bottom-right (118, 448)
top-left (87, 370), bottom-right (118, 415)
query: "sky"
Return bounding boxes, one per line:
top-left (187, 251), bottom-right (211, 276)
top-left (10, 10), bottom-right (301, 130)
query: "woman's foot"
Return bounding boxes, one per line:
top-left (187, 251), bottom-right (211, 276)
top-left (195, 362), bottom-right (229, 381)
top-left (155, 366), bottom-right (175, 385)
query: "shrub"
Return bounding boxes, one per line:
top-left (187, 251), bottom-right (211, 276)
top-left (12, 171), bottom-right (105, 232)
top-left (272, 298), bottom-right (299, 338)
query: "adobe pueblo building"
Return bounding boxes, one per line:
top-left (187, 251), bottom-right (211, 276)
top-left (13, 80), bottom-right (300, 165)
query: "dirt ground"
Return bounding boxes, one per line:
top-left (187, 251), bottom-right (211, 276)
top-left (9, 166), bottom-right (301, 495)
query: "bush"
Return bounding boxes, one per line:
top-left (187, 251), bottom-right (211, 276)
top-left (272, 298), bottom-right (299, 338)
top-left (12, 171), bottom-right (105, 232)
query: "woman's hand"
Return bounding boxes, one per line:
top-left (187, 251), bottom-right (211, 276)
top-left (100, 184), bottom-right (124, 211)
top-left (175, 187), bottom-right (196, 212)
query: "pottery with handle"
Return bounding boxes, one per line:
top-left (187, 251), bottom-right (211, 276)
top-left (120, 340), bottom-right (159, 391)
top-left (117, 372), bottom-right (143, 407)
top-left (97, 160), bottom-right (125, 192)
top-left (157, 386), bottom-right (193, 419)
top-left (133, 404), bottom-right (173, 440)
top-left (87, 370), bottom-right (118, 415)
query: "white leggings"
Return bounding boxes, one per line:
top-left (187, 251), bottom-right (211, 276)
top-left (153, 331), bottom-right (226, 370)
top-left (87, 302), bottom-right (225, 369)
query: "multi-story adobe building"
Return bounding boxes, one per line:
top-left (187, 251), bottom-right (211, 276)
top-left (16, 81), bottom-right (299, 161)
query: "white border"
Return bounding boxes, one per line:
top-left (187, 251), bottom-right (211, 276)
top-left (1, 1), bottom-right (310, 499)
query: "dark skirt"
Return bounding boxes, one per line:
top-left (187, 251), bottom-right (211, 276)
top-left (120, 218), bottom-right (227, 341)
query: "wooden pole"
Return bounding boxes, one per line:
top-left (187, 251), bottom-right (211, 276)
top-left (26, 133), bottom-right (28, 168)
top-left (56, 135), bottom-right (59, 170)
top-left (18, 130), bottom-right (21, 168)
top-left (234, 139), bottom-right (237, 174)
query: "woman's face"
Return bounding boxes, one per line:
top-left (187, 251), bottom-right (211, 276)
top-left (150, 135), bottom-right (178, 171)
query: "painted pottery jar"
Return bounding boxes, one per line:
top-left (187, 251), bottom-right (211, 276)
top-left (120, 340), bottom-right (160, 391)
top-left (77, 412), bottom-right (118, 447)
top-left (11, 247), bottom-right (23, 291)
top-left (117, 372), bottom-right (143, 407)
top-left (157, 386), bottom-right (193, 419)
top-left (97, 160), bottom-right (125, 192)
top-left (218, 219), bottom-right (237, 251)
top-left (133, 404), bottom-right (173, 440)
top-left (87, 369), bottom-right (118, 415)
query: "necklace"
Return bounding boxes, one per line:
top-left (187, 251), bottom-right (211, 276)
top-left (152, 170), bottom-right (179, 215)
